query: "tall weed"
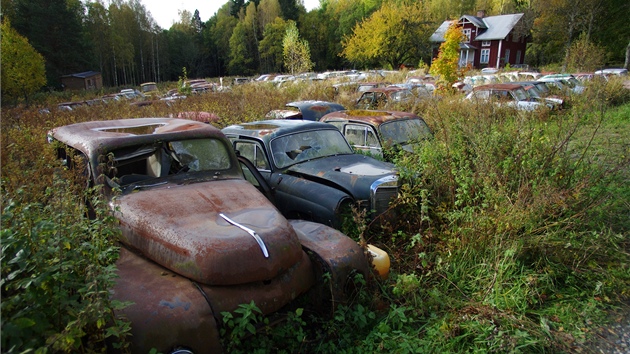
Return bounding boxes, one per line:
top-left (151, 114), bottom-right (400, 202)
top-left (1, 182), bottom-right (130, 352)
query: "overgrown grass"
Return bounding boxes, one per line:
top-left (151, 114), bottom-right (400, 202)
top-left (1, 78), bottom-right (628, 353)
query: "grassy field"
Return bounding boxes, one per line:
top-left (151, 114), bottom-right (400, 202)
top-left (2, 76), bottom-right (629, 353)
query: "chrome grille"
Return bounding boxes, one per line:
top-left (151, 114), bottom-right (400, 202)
top-left (370, 175), bottom-right (399, 215)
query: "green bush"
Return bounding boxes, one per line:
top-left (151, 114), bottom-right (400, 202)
top-left (1, 182), bottom-right (130, 353)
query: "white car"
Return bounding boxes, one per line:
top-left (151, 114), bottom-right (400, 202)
top-left (465, 83), bottom-right (550, 111)
top-left (538, 74), bottom-right (585, 94)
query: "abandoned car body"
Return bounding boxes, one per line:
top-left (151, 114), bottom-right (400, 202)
top-left (48, 118), bottom-right (376, 353)
top-left (221, 119), bottom-right (400, 229)
top-left (320, 110), bottom-right (433, 160)
top-left (465, 83), bottom-right (551, 111)
top-left (265, 100), bottom-right (346, 121)
top-left (355, 86), bottom-right (414, 110)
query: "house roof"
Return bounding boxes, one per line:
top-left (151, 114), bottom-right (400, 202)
top-left (429, 20), bottom-right (454, 42)
top-left (460, 43), bottom-right (478, 50)
top-left (474, 14), bottom-right (523, 41)
top-left (460, 15), bottom-right (487, 29)
top-left (430, 13), bottom-right (524, 42)
top-left (61, 71), bottom-right (101, 79)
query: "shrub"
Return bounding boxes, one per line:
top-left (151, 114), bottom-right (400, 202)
top-left (1, 183), bottom-right (130, 353)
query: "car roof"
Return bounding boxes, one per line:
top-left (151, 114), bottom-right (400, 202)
top-left (473, 83), bottom-right (525, 91)
top-left (361, 86), bottom-right (408, 95)
top-left (321, 109), bottom-right (422, 127)
top-left (222, 119), bottom-right (339, 141)
top-left (285, 100), bottom-right (346, 121)
top-left (51, 118), bottom-right (224, 158)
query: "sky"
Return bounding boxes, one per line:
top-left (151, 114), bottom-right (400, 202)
top-left (140, 0), bottom-right (321, 29)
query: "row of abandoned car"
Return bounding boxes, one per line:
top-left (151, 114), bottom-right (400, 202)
top-left (46, 65), bottom-right (621, 351)
top-left (48, 103), bottom-right (438, 353)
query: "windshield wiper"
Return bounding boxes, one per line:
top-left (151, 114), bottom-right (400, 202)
top-left (125, 181), bottom-right (167, 193)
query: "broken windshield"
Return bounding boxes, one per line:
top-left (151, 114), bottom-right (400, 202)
top-left (379, 118), bottom-right (432, 145)
top-left (270, 130), bottom-right (352, 168)
top-left (106, 138), bottom-right (232, 188)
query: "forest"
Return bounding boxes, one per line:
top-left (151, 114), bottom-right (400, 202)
top-left (1, 0), bottom-right (629, 92)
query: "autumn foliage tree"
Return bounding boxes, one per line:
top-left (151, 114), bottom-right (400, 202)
top-left (429, 21), bottom-right (466, 89)
top-left (1, 20), bottom-right (46, 103)
top-left (283, 21), bottom-right (313, 74)
top-left (341, 2), bottom-right (433, 69)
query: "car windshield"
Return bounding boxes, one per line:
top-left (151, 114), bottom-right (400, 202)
top-left (141, 83), bottom-right (158, 92)
top-left (379, 118), bottom-right (432, 145)
top-left (534, 83), bottom-right (550, 94)
top-left (526, 86), bottom-right (542, 99)
top-left (106, 138), bottom-right (232, 189)
top-left (563, 78), bottom-right (579, 87)
top-left (512, 88), bottom-right (529, 101)
top-left (390, 89), bottom-right (413, 101)
top-left (270, 129), bottom-right (353, 168)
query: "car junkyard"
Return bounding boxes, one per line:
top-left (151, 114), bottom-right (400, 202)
top-left (3, 64), bottom-right (629, 354)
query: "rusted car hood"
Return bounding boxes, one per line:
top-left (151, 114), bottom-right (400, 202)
top-left (112, 178), bottom-right (303, 286)
top-left (285, 154), bottom-right (396, 199)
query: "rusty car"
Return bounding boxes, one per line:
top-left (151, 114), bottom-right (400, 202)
top-left (48, 118), bottom-right (385, 353)
top-left (320, 110), bottom-right (433, 160)
top-left (265, 100), bottom-right (346, 121)
top-left (221, 119), bottom-right (400, 229)
top-left (355, 86), bottom-right (415, 110)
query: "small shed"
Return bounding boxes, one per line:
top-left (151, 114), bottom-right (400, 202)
top-left (60, 71), bottom-right (103, 91)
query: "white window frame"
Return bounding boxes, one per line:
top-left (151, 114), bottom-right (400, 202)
top-left (482, 41), bottom-right (491, 47)
top-left (480, 49), bottom-right (490, 64)
top-left (462, 28), bottom-right (471, 43)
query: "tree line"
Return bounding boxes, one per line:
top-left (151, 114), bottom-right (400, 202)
top-left (1, 0), bottom-right (628, 92)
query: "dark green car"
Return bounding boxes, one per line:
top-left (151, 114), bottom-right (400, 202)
top-left (222, 119), bottom-right (400, 228)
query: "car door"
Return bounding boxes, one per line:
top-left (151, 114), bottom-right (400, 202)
top-left (237, 155), bottom-right (274, 203)
top-left (233, 140), bottom-right (275, 202)
top-left (232, 138), bottom-right (350, 227)
top-left (343, 123), bottom-right (383, 158)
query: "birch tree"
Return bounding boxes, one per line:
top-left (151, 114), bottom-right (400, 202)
top-left (283, 21), bottom-right (313, 74)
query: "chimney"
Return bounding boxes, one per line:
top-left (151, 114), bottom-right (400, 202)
top-left (476, 10), bottom-right (486, 18)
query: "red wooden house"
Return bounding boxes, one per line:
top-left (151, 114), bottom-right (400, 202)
top-left (430, 11), bottom-right (528, 70)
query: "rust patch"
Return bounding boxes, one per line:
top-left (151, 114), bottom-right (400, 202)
top-left (112, 248), bottom-right (222, 353)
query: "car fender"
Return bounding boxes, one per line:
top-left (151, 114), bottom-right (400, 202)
top-left (112, 248), bottom-right (222, 354)
top-left (271, 172), bottom-right (353, 227)
top-left (289, 220), bottom-right (369, 308)
top-left (113, 247), bottom-right (316, 353)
